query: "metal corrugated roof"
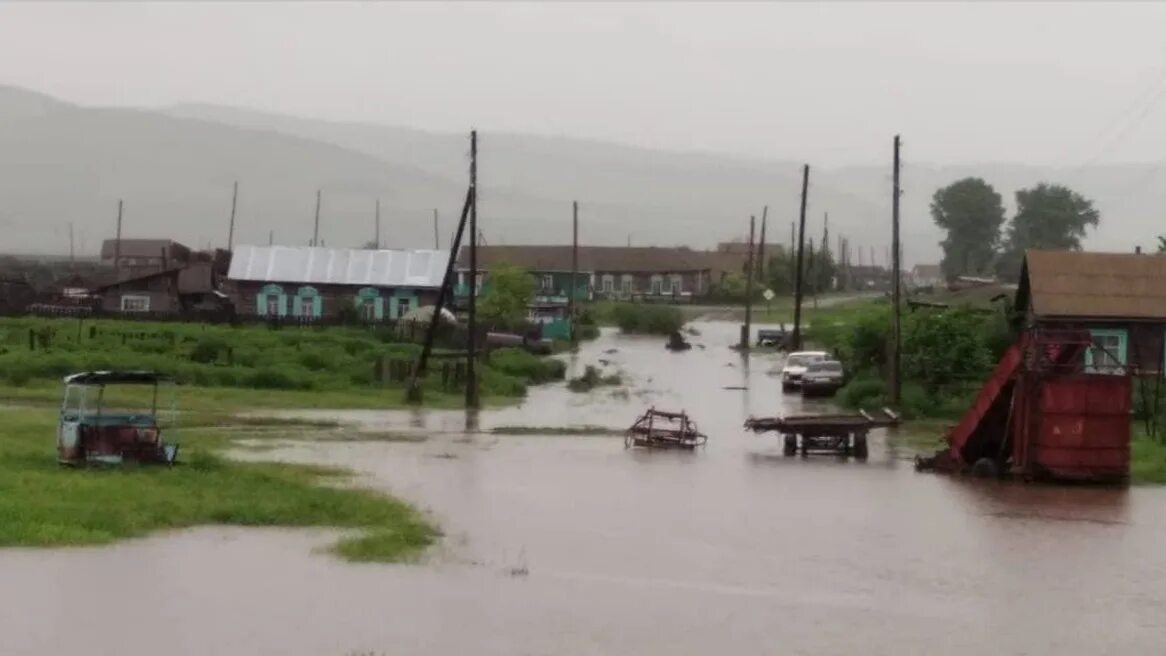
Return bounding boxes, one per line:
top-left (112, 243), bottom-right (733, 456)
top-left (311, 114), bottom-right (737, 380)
top-left (227, 245), bottom-right (449, 288)
top-left (1024, 249), bottom-right (1166, 320)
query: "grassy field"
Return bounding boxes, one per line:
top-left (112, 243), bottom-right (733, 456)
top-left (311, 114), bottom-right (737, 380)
top-left (0, 406), bottom-right (438, 561)
top-left (0, 317), bottom-right (563, 403)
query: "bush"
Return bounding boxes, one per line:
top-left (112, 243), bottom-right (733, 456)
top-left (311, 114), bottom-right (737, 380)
top-left (609, 304), bottom-right (684, 335)
top-left (838, 376), bottom-right (887, 410)
top-left (489, 347), bottom-right (567, 384)
top-left (189, 337), bottom-right (227, 364)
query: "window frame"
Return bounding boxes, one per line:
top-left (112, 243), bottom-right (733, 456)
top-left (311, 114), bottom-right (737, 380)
top-left (1085, 328), bottom-right (1128, 375)
top-left (120, 294), bottom-right (150, 313)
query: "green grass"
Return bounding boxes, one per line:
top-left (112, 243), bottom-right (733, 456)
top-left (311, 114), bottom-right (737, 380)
top-left (1131, 428), bottom-right (1166, 484)
top-left (0, 407), bottom-right (438, 561)
top-left (0, 316), bottom-right (554, 402)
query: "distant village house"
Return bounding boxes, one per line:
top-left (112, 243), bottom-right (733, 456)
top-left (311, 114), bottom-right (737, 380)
top-left (226, 245), bottom-right (447, 320)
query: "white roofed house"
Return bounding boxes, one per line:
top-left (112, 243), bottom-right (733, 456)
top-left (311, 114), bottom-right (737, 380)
top-left (226, 245), bottom-right (449, 321)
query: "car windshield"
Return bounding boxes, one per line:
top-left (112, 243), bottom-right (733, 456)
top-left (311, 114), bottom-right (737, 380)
top-left (787, 354), bottom-right (823, 366)
top-left (807, 361), bottom-right (843, 373)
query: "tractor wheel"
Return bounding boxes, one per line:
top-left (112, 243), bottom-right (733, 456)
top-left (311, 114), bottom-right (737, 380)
top-left (783, 434), bottom-right (797, 456)
top-left (853, 432), bottom-right (869, 459)
top-left (972, 457), bottom-right (999, 479)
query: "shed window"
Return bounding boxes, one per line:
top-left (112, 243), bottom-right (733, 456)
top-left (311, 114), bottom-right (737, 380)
top-left (120, 294), bottom-right (150, 312)
top-left (650, 275), bottom-right (664, 295)
top-left (602, 275), bottom-right (614, 293)
top-left (620, 275), bottom-right (633, 295)
top-left (1085, 329), bottom-right (1127, 374)
top-left (670, 275), bottom-right (683, 295)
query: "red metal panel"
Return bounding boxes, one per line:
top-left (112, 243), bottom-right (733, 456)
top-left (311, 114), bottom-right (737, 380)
top-left (1027, 375), bottom-right (1131, 480)
top-left (947, 335), bottom-right (1027, 461)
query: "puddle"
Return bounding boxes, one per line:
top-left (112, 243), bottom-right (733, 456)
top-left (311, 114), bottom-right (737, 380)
top-left (4, 321), bottom-right (1166, 655)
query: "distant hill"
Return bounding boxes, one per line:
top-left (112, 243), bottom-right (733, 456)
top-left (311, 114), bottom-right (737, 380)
top-left (0, 84), bottom-right (1161, 264)
top-left (165, 102), bottom-right (1166, 263)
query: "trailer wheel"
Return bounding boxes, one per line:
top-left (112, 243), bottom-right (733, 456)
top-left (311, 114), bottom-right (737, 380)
top-left (853, 432), bottom-right (869, 460)
top-left (972, 457), bottom-right (999, 479)
top-left (783, 434), bottom-right (797, 456)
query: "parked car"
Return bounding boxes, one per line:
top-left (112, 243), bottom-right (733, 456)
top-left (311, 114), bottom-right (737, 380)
top-left (800, 360), bottom-right (846, 397)
top-left (780, 351), bottom-right (828, 391)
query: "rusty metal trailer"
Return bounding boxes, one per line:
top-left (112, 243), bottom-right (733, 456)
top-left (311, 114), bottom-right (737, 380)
top-left (625, 407), bottom-right (707, 449)
top-left (745, 408), bottom-right (899, 459)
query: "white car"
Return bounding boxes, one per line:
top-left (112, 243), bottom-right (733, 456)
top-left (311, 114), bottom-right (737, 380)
top-left (781, 351), bottom-right (829, 391)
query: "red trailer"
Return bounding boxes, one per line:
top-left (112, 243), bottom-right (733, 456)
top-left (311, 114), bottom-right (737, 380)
top-left (916, 328), bottom-right (1131, 482)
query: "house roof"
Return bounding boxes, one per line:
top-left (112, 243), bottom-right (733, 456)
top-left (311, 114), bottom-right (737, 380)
top-left (228, 245), bottom-right (449, 289)
top-left (456, 245), bottom-right (720, 273)
top-left (1019, 249), bottom-right (1166, 320)
top-left (100, 239), bottom-right (190, 260)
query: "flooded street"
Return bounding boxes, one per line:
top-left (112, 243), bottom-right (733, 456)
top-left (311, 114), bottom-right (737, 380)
top-left (4, 321), bottom-right (1166, 655)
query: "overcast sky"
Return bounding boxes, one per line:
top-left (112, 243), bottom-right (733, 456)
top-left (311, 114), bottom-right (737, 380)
top-left (1, 2), bottom-right (1165, 167)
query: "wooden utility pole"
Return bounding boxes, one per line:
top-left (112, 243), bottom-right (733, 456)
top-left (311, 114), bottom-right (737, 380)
top-left (114, 199), bottom-right (123, 281)
top-left (312, 189), bottom-right (321, 247)
top-left (822, 213), bottom-right (830, 292)
top-left (466, 130), bottom-right (479, 408)
top-left (756, 205), bottom-right (768, 283)
top-left (792, 165), bottom-right (809, 351)
top-left (891, 135), bottom-right (903, 405)
top-left (741, 215), bottom-right (756, 350)
top-left (374, 199), bottom-right (381, 249)
top-left (407, 188), bottom-right (473, 403)
top-left (227, 181), bottom-right (238, 252)
top-left (433, 209), bottom-right (440, 249)
top-left (570, 200), bottom-right (579, 346)
top-left (69, 222), bottom-right (75, 266)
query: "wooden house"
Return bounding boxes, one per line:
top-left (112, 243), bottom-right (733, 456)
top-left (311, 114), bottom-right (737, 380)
top-left (1015, 250), bottom-right (1166, 375)
top-left (226, 245), bottom-right (447, 320)
top-left (91, 261), bottom-right (222, 314)
top-left (454, 245), bottom-right (720, 303)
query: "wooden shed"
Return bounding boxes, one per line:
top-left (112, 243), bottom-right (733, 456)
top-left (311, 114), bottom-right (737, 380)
top-left (1015, 250), bottom-right (1166, 375)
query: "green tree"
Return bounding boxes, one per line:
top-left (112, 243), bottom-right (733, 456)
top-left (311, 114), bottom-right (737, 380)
top-left (765, 248), bottom-right (795, 295)
top-left (997, 183), bottom-right (1100, 280)
top-left (478, 263), bottom-right (534, 328)
top-left (1157, 235), bottom-right (1166, 253)
top-left (930, 177), bottom-right (1006, 279)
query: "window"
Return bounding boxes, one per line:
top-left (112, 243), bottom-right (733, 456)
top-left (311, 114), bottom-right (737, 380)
top-left (650, 275), bottom-right (663, 295)
top-left (266, 295), bottom-right (281, 315)
top-left (620, 275), bottom-right (633, 296)
top-left (542, 274), bottom-right (554, 292)
top-left (299, 297), bottom-right (315, 317)
top-left (120, 294), bottom-right (150, 312)
top-left (602, 275), bottom-right (614, 293)
top-left (360, 299), bottom-right (377, 321)
top-left (670, 275), bottom-right (683, 295)
top-left (397, 296), bottom-right (412, 319)
top-left (1086, 329), bottom-right (1127, 374)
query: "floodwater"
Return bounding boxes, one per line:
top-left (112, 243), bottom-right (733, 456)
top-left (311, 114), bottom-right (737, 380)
top-left (4, 322), bottom-right (1166, 656)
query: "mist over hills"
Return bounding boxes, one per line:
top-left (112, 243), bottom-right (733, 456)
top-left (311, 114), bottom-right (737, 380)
top-left (1, 84), bottom-right (1162, 266)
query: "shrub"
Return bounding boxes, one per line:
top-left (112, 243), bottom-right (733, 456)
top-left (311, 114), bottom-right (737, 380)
top-left (838, 376), bottom-right (887, 410)
top-left (609, 304), bottom-right (684, 335)
top-left (489, 347), bottom-right (566, 384)
top-left (189, 337), bottom-right (227, 364)
top-left (568, 365), bottom-right (622, 392)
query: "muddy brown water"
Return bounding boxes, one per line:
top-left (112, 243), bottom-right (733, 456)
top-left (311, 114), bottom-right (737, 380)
top-left (4, 321), bottom-right (1166, 655)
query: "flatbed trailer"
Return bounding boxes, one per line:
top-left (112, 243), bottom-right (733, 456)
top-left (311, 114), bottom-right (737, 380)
top-left (626, 407), bottom-right (707, 449)
top-left (745, 408), bottom-right (899, 458)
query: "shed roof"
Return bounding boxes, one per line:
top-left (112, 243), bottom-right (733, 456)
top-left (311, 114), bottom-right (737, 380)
top-left (456, 245), bottom-right (719, 273)
top-left (228, 245), bottom-right (449, 289)
top-left (1020, 249), bottom-right (1166, 320)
